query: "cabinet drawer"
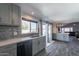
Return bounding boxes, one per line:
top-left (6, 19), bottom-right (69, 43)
top-left (0, 47), bottom-right (17, 56)
top-left (0, 44), bottom-right (17, 56)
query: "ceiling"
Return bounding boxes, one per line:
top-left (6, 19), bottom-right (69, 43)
top-left (15, 3), bottom-right (79, 23)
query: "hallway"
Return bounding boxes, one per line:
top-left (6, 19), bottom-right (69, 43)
top-left (37, 37), bottom-right (79, 56)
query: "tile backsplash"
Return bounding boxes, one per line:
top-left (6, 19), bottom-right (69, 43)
top-left (0, 26), bottom-right (20, 40)
top-left (0, 26), bottom-right (39, 41)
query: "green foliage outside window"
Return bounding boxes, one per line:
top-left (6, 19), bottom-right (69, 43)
top-left (21, 23), bottom-right (28, 30)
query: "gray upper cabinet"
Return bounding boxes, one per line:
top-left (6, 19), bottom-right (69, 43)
top-left (0, 4), bottom-right (12, 25)
top-left (0, 4), bottom-right (21, 26)
top-left (12, 4), bottom-right (21, 26)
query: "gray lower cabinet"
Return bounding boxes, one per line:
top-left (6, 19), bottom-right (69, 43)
top-left (0, 36), bottom-right (46, 56)
top-left (38, 37), bottom-right (46, 51)
top-left (32, 36), bottom-right (46, 55)
top-left (0, 3), bottom-right (21, 26)
top-left (0, 44), bottom-right (17, 56)
top-left (17, 36), bottom-right (46, 56)
top-left (17, 40), bottom-right (32, 56)
top-left (32, 39), bottom-right (38, 55)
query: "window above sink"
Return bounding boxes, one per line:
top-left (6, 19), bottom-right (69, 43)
top-left (21, 19), bottom-right (38, 34)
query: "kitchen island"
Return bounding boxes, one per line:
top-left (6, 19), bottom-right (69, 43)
top-left (53, 33), bottom-right (69, 42)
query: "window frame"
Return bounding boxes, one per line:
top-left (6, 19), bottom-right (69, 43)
top-left (30, 21), bottom-right (38, 32)
top-left (61, 27), bottom-right (73, 33)
top-left (21, 19), bottom-right (38, 34)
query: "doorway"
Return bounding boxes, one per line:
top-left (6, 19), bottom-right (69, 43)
top-left (42, 23), bottom-right (52, 46)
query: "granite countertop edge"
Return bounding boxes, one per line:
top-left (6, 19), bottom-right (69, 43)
top-left (0, 36), bottom-right (45, 47)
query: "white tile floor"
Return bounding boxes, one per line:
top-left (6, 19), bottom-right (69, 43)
top-left (46, 41), bottom-right (55, 47)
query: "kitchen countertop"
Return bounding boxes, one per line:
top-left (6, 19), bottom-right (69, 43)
top-left (0, 36), bottom-right (44, 47)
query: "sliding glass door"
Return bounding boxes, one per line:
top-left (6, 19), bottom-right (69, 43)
top-left (48, 24), bottom-right (52, 43)
top-left (42, 23), bottom-right (46, 36)
top-left (42, 22), bottom-right (52, 44)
